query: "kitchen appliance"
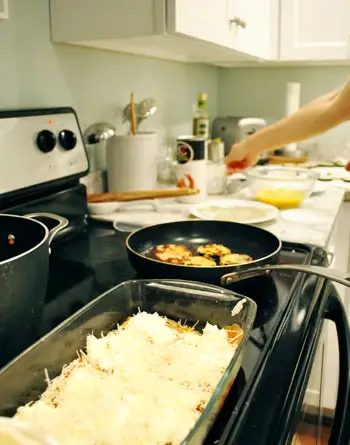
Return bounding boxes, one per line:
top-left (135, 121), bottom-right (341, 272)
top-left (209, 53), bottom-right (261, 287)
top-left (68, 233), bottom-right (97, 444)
top-left (0, 107), bottom-right (348, 445)
top-left (0, 280), bottom-right (257, 445)
top-left (211, 116), bottom-right (268, 159)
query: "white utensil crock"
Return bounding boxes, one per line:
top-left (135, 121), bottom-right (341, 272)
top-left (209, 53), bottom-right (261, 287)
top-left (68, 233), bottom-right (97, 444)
top-left (106, 132), bottom-right (159, 192)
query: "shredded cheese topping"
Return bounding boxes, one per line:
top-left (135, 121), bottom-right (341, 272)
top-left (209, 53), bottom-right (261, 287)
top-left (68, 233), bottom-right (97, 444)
top-left (15, 312), bottom-right (240, 445)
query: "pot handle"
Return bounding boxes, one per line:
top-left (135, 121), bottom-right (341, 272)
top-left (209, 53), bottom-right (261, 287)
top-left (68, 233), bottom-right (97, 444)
top-left (25, 212), bottom-right (69, 245)
top-left (221, 264), bottom-right (350, 289)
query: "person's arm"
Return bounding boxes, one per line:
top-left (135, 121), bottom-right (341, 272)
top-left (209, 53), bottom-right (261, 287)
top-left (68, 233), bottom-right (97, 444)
top-left (238, 79), bottom-right (350, 156)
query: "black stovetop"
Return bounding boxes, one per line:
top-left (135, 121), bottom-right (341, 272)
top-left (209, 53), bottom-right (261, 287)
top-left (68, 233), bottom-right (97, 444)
top-left (1, 183), bottom-right (330, 444)
top-left (38, 221), bottom-right (327, 443)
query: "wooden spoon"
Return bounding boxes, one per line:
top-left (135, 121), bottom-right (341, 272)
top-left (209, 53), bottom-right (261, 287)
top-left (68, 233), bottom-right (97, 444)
top-left (88, 188), bottom-right (200, 203)
top-left (130, 92), bottom-right (137, 135)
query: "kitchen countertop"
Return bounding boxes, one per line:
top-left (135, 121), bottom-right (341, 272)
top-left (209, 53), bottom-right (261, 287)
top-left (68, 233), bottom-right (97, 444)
top-left (90, 186), bottom-right (345, 249)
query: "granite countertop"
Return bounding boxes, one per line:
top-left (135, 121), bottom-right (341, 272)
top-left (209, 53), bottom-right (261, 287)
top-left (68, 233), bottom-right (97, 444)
top-left (90, 186), bottom-right (345, 249)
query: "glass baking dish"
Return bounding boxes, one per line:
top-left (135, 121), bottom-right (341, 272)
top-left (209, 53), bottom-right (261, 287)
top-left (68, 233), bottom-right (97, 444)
top-left (0, 279), bottom-right (257, 445)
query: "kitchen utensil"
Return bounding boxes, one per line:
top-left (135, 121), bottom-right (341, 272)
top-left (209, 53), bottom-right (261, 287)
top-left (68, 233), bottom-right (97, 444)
top-left (126, 220), bottom-right (281, 284)
top-left (242, 166), bottom-right (318, 208)
top-left (83, 122), bottom-right (116, 145)
top-left (123, 98), bottom-right (157, 131)
top-left (0, 279), bottom-right (256, 444)
top-left (175, 136), bottom-right (207, 203)
top-left (221, 264), bottom-right (350, 289)
top-left (129, 92), bottom-right (137, 135)
top-left (83, 122), bottom-right (116, 171)
top-left (126, 219), bottom-right (350, 293)
top-left (106, 132), bottom-right (159, 192)
top-left (88, 187), bottom-right (200, 203)
top-left (190, 199), bottom-right (279, 224)
top-left (0, 212), bottom-right (68, 368)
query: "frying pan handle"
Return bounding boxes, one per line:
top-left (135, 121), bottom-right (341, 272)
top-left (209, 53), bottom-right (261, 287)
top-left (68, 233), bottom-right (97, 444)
top-left (25, 213), bottom-right (69, 246)
top-left (221, 264), bottom-right (350, 289)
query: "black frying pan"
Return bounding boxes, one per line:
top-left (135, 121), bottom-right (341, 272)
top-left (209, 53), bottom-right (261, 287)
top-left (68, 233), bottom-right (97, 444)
top-left (126, 219), bottom-right (350, 288)
top-left (126, 220), bottom-right (281, 284)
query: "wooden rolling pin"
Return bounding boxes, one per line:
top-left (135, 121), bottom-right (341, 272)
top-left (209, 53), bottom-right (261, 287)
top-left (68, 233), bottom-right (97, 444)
top-left (87, 188), bottom-right (200, 203)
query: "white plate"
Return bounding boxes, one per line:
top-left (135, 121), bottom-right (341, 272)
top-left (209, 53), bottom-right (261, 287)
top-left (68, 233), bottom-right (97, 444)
top-left (280, 209), bottom-right (329, 226)
top-left (190, 199), bottom-right (279, 224)
top-left (88, 199), bottom-right (162, 215)
top-left (312, 181), bottom-right (329, 195)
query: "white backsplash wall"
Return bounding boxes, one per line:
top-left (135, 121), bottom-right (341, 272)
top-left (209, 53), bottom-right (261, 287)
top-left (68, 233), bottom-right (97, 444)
top-left (0, 0), bottom-right (218, 143)
top-left (218, 66), bottom-right (350, 154)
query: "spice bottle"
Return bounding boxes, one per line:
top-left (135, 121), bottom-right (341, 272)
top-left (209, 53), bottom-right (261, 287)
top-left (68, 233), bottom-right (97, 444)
top-left (192, 93), bottom-right (210, 139)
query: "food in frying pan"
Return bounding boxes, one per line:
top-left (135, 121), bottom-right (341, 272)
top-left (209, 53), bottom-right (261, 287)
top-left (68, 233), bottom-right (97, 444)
top-left (152, 243), bottom-right (253, 267)
top-left (153, 244), bottom-right (192, 264)
top-left (15, 311), bottom-right (244, 445)
top-left (220, 253), bottom-right (253, 266)
top-left (197, 243), bottom-right (231, 257)
top-left (183, 256), bottom-right (217, 267)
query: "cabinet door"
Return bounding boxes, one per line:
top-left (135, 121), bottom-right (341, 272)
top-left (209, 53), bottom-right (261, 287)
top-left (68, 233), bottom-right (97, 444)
top-left (167, 0), bottom-right (277, 59)
top-left (228, 0), bottom-right (277, 59)
top-left (167, 0), bottom-right (234, 49)
top-left (280, 0), bottom-right (350, 61)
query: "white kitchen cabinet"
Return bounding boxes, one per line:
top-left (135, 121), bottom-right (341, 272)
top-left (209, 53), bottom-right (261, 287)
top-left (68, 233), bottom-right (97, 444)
top-left (280, 0), bottom-right (350, 61)
top-left (227, 0), bottom-right (278, 60)
top-left (50, 0), bottom-right (278, 64)
top-left (168, 0), bottom-right (278, 60)
top-left (0, 0), bottom-right (9, 19)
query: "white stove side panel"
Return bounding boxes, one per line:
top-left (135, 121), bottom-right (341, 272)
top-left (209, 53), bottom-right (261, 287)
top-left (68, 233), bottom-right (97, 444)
top-left (0, 112), bottom-right (89, 195)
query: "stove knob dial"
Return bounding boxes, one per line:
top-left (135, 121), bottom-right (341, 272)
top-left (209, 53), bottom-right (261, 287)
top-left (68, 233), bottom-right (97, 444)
top-left (59, 129), bottom-right (77, 151)
top-left (36, 130), bottom-right (56, 153)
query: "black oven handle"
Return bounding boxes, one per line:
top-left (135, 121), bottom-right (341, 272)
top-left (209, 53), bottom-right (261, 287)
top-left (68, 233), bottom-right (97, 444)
top-left (325, 292), bottom-right (350, 445)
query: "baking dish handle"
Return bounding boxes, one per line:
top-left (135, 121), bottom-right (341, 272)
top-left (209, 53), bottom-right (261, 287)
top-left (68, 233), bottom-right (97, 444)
top-left (325, 292), bottom-right (350, 445)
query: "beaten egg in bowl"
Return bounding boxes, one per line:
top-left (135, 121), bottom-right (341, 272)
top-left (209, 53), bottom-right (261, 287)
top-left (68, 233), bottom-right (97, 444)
top-left (255, 188), bottom-right (306, 209)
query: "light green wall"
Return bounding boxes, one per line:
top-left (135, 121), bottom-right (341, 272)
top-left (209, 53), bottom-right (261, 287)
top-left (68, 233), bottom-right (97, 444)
top-left (0, 0), bottom-right (218, 142)
top-left (218, 66), bottom-right (350, 145)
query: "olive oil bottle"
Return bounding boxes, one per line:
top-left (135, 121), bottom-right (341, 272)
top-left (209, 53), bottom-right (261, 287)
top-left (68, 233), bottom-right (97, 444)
top-left (192, 93), bottom-right (210, 139)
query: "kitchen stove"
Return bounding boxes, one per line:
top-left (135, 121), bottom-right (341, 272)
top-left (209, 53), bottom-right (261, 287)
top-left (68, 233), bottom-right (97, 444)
top-left (0, 108), bottom-right (348, 445)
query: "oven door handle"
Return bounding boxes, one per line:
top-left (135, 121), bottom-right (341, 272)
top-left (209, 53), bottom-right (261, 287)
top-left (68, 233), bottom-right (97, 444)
top-left (325, 292), bottom-right (350, 445)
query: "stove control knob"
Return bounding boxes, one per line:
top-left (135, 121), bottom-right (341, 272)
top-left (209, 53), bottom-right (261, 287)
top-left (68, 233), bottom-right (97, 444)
top-left (36, 130), bottom-right (56, 153)
top-left (59, 129), bottom-right (77, 151)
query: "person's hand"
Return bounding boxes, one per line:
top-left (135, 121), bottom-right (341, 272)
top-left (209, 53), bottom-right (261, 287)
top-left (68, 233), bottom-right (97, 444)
top-left (225, 141), bottom-right (260, 174)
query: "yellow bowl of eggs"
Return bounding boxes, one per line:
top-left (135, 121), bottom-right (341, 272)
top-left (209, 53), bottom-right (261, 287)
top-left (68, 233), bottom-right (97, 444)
top-left (244, 166), bottom-right (318, 209)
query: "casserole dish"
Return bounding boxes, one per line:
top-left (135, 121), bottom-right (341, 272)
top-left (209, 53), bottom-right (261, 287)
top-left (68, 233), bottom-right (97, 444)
top-left (0, 279), bottom-right (256, 445)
